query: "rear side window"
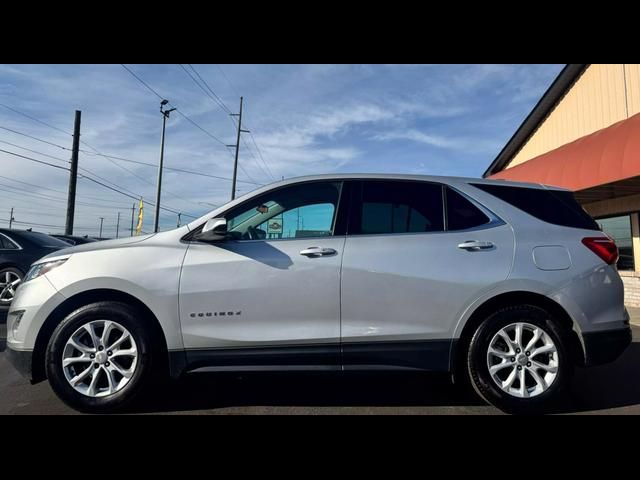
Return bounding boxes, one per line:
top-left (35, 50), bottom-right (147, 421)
top-left (471, 183), bottom-right (599, 230)
top-left (445, 187), bottom-right (490, 230)
top-left (0, 234), bottom-right (18, 249)
top-left (350, 181), bottom-right (444, 235)
top-left (21, 231), bottom-right (71, 247)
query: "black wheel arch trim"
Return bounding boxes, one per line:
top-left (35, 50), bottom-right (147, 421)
top-left (32, 288), bottom-right (169, 384)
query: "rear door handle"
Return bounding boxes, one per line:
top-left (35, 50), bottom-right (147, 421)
top-left (300, 247), bottom-right (337, 257)
top-left (458, 240), bottom-right (494, 250)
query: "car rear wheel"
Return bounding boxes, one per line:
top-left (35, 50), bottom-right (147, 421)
top-left (0, 267), bottom-right (23, 309)
top-left (467, 305), bottom-right (572, 414)
top-left (45, 301), bottom-right (156, 413)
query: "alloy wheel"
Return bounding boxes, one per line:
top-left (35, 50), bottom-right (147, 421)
top-left (486, 322), bottom-right (559, 398)
top-left (62, 320), bottom-right (138, 397)
top-left (0, 270), bottom-right (22, 305)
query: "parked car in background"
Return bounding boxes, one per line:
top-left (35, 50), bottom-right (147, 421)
top-left (51, 234), bottom-right (99, 246)
top-left (4, 174), bottom-right (632, 414)
top-left (0, 229), bottom-right (70, 310)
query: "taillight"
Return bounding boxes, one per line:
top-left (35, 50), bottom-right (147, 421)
top-left (582, 237), bottom-right (619, 265)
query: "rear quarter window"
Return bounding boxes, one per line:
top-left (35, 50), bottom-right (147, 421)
top-left (471, 183), bottom-right (599, 231)
top-left (445, 187), bottom-right (491, 230)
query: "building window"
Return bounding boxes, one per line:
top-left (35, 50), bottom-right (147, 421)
top-left (596, 215), bottom-right (634, 271)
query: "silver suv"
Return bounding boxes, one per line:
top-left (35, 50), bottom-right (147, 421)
top-left (6, 174), bottom-right (632, 413)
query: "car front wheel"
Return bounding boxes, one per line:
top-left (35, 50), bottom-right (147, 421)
top-left (46, 301), bottom-right (156, 413)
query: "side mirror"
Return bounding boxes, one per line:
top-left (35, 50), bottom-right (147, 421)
top-left (195, 218), bottom-right (227, 242)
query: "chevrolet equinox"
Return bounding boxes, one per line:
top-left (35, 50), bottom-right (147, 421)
top-left (6, 174), bottom-right (632, 413)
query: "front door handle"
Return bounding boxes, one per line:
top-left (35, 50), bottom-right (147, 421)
top-left (300, 247), bottom-right (337, 257)
top-left (458, 240), bottom-right (494, 250)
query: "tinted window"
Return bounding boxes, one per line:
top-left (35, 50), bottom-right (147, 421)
top-left (0, 234), bottom-right (18, 249)
top-left (446, 187), bottom-right (490, 230)
top-left (351, 181), bottom-right (444, 235)
top-left (226, 182), bottom-right (341, 240)
top-left (596, 215), bottom-right (634, 270)
top-left (20, 231), bottom-right (70, 247)
top-left (472, 183), bottom-right (599, 230)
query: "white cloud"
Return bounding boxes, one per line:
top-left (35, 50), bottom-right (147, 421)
top-left (372, 129), bottom-right (460, 149)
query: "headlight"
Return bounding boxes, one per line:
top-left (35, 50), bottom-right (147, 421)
top-left (24, 259), bottom-right (68, 283)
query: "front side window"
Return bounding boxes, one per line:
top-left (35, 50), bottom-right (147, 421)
top-left (350, 181), bottom-right (444, 235)
top-left (225, 182), bottom-right (341, 240)
top-left (596, 215), bottom-right (634, 271)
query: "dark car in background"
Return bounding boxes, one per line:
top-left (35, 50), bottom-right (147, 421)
top-left (0, 229), bottom-right (69, 309)
top-left (51, 234), bottom-right (98, 246)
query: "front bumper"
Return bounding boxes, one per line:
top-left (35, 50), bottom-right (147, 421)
top-left (5, 346), bottom-right (33, 381)
top-left (582, 326), bottom-right (632, 366)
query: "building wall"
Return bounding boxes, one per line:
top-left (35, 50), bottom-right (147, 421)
top-left (584, 197), bottom-right (640, 306)
top-left (507, 64), bottom-right (640, 168)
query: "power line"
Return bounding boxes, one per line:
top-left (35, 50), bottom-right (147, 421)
top-left (0, 102), bottom-right (72, 137)
top-left (172, 108), bottom-right (229, 147)
top-left (248, 130), bottom-right (275, 180)
top-left (11, 220), bottom-right (64, 229)
top-left (212, 65), bottom-right (276, 181)
top-left (0, 174), bottom-right (131, 206)
top-left (216, 64), bottom-right (241, 98)
top-left (178, 64), bottom-right (230, 114)
top-left (120, 64), bottom-right (230, 148)
top-left (3, 207), bottom-right (117, 220)
top-left (241, 134), bottom-right (274, 182)
top-left (0, 147), bottom-right (70, 171)
top-left (181, 64), bottom-right (271, 183)
top-left (0, 184), bottom-right (128, 211)
top-left (120, 64), bottom-right (268, 200)
top-left (1, 126), bottom-right (262, 186)
top-left (213, 64), bottom-right (275, 178)
top-left (187, 64), bottom-right (233, 114)
top-left (119, 64), bottom-right (165, 101)
top-left (0, 125), bottom-right (69, 151)
top-left (78, 175), bottom-right (198, 219)
top-left (80, 139), bottom-right (201, 209)
top-left (1, 108), bottom-right (205, 213)
top-left (78, 149), bottom-right (263, 185)
top-left (0, 139), bottom-right (70, 164)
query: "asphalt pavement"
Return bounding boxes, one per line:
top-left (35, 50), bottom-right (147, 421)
top-left (1, 309), bottom-right (640, 415)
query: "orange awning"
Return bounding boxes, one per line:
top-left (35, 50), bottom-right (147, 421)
top-left (489, 112), bottom-right (640, 191)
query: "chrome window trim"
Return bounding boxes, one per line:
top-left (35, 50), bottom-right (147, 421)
top-left (339, 220), bottom-right (507, 240)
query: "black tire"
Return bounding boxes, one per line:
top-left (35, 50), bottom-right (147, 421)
top-left (0, 266), bottom-right (24, 311)
top-left (45, 301), bottom-right (156, 413)
top-left (467, 305), bottom-right (572, 414)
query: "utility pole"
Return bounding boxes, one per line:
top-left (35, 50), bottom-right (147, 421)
top-left (155, 100), bottom-right (176, 233)
top-left (116, 212), bottom-right (121, 239)
top-left (98, 217), bottom-right (104, 239)
top-left (9, 207), bottom-right (14, 229)
top-left (130, 203), bottom-right (135, 236)
top-left (65, 110), bottom-right (81, 235)
top-left (177, 213), bottom-right (182, 228)
top-left (228, 97), bottom-right (250, 200)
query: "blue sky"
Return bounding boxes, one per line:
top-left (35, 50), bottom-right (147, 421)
top-left (0, 64), bottom-right (564, 236)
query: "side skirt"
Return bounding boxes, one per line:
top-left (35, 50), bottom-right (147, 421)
top-left (169, 340), bottom-right (452, 377)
